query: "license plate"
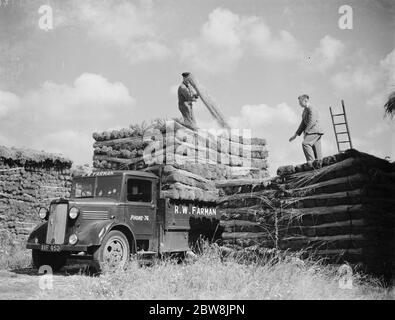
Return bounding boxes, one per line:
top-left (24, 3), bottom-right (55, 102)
top-left (41, 244), bottom-right (61, 252)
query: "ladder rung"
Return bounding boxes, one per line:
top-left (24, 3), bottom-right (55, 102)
top-left (330, 101), bottom-right (352, 153)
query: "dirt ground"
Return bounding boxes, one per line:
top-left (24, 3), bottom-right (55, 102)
top-left (0, 266), bottom-right (89, 300)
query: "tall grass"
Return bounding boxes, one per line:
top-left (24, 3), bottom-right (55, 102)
top-left (0, 231), bottom-right (31, 270)
top-left (38, 244), bottom-right (392, 300)
top-left (1, 236), bottom-right (391, 300)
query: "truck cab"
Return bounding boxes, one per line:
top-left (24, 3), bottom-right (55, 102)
top-left (26, 170), bottom-right (220, 271)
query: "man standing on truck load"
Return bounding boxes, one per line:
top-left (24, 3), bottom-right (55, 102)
top-left (289, 94), bottom-right (324, 162)
top-left (178, 72), bottom-right (199, 129)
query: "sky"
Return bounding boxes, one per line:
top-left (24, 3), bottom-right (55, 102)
top-left (0, 0), bottom-right (394, 175)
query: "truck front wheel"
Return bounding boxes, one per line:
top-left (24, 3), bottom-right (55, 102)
top-left (93, 230), bottom-right (130, 272)
top-left (32, 250), bottom-right (67, 272)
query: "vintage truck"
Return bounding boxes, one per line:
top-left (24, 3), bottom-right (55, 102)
top-left (26, 170), bottom-right (220, 271)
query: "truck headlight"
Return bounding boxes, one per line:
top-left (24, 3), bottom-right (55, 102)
top-left (69, 207), bottom-right (79, 219)
top-left (69, 234), bottom-right (78, 245)
top-left (38, 207), bottom-right (48, 219)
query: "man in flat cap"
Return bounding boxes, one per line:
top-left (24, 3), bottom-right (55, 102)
top-left (289, 94), bottom-right (324, 162)
top-left (178, 72), bottom-right (199, 129)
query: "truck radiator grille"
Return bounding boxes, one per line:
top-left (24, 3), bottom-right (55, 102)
top-left (46, 203), bottom-right (68, 244)
top-left (82, 211), bottom-right (109, 220)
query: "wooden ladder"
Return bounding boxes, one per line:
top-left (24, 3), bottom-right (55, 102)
top-left (329, 100), bottom-right (353, 153)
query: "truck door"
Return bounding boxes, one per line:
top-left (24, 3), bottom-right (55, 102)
top-left (123, 177), bottom-right (156, 236)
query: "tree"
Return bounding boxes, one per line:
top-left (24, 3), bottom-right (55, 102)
top-left (384, 91), bottom-right (395, 118)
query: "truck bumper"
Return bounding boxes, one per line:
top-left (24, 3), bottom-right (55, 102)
top-left (26, 243), bottom-right (89, 252)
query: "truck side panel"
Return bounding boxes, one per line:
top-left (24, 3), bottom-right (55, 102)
top-left (156, 198), bottom-right (220, 253)
top-left (165, 200), bottom-right (218, 230)
top-left (160, 231), bottom-right (190, 252)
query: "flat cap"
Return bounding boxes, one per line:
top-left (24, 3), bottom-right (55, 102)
top-left (181, 72), bottom-right (191, 77)
top-left (298, 94), bottom-right (309, 100)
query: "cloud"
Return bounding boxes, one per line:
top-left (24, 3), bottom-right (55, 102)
top-left (179, 9), bottom-right (346, 75)
top-left (380, 49), bottom-right (395, 85)
top-left (366, 121), bottom-right (393, 138)
top-left (169, 84), bottom-right (179, 96)
top-left (179, 8), bottom-right (243, 74)
top-left (246, 22), bottom-right (301, 61)
top-left (321, 136), bottom-right (338, 155)
top-left (62, 0), bottom-right (170, 63)
top-left (179, 8), bottom-right (302, 74)
top-left (309, 35), bottom-right (345, 72)
top-left (372, 49), bottom-right (395, 107)
top-left (0, 90), bottom-right (20, 118)
top-left (229, 103), bottom-right (299, 128)
top-left (0, 73), bottom-right (135, 164)
top-left (332, 67), bottom-right (380, 93)
top-left (331, 49), bottom-right (395, 108)
top-left (200, 8), bottom-right (243, 47)
top-left (363, 121), bottom-right (394, 160)
top-left (228, 103), bottom-right (303, 175)
top-left (282, 6), bottom-right (296, 26)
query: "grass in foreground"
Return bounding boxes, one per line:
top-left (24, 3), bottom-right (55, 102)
top-left (36, 244), bottom-right (393, 300)
top-left (0, 237), bottom-right (392, 300)
top-left (0, 231), bottom-right (31, 270)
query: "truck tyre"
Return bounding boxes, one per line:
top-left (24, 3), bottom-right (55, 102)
top-left (93, 230), bottom-right (130, 272)
top-left (32, 250), bottom-right (67, 272)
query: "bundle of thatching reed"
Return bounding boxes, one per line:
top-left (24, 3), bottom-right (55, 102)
top-left (219, 149), bottom-right (395, 279)
top-left (276, 150), bottom-right (395, 276)
top-left (93, 120), bottom-right (268, 170)
top-left (92, 119), bottom-right (270, 202)
top-left (217, 178), bottom-right (280, 250)
top-left (0, 145), bottom-right (72, 239)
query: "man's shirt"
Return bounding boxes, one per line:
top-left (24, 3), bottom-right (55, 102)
top-left (296, 106), bottom-right (323, 136)
top-left (178, 83), bottom-right (197, 106)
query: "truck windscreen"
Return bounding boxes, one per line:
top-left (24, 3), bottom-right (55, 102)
top-left (95, 176), bottom-right (122, 200)
top-left (72, 176), bottom-right (122, 200)
top-left (72, 177), bottom-right (95, 198)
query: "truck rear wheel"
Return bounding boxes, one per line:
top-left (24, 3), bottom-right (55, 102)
top-left (93, 230), bottom-right (130, 272)
top-left (32, 250), bottom-right (67, 272)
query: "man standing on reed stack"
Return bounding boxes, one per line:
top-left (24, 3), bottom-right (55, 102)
top-left (178, 72), bottom-right (199, 129)
top-left (289, 95), bottom-right (324, 162)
